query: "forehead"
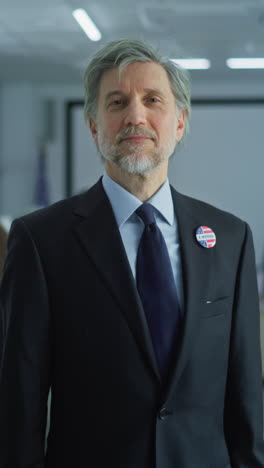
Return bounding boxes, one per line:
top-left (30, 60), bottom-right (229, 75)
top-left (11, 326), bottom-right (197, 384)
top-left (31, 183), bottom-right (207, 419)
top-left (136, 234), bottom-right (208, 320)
top-left (98, 61), bottom-right (174, 99)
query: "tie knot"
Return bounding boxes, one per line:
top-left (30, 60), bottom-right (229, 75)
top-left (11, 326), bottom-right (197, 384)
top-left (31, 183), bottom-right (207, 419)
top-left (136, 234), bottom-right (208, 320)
top-left (136, 203), bottom-right (156, 226)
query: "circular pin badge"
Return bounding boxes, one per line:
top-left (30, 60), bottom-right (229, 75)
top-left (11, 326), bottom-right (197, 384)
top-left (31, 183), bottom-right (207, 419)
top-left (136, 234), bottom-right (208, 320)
top-left (195, 226), bottom-right (216, 248)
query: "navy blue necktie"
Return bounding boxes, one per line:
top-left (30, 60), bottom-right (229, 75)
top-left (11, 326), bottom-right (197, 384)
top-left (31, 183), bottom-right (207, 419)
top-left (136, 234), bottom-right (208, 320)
top-left (136, 203), bottom-right (181, 377)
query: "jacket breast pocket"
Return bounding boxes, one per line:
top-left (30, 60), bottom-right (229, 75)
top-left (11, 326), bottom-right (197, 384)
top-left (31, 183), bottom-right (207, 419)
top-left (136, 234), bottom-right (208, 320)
top-left (201, 296), bottom-right (231, 318)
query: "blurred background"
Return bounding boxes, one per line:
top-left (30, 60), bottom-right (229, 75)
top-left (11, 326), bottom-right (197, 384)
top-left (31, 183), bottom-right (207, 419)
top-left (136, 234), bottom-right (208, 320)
top-left (0, 0), bottom-right (264, 369)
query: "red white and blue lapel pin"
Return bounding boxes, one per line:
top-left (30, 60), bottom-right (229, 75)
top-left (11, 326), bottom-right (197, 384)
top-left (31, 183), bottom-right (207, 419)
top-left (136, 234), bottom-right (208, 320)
top-left (195, 226), bottom-right (216, 249)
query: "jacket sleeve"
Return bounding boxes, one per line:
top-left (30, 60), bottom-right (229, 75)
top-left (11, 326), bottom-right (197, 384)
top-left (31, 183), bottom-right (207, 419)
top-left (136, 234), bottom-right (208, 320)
top-left (0, 218), bottom-right (51, 468)
top-left (224, 222), bottom-right (264, 467)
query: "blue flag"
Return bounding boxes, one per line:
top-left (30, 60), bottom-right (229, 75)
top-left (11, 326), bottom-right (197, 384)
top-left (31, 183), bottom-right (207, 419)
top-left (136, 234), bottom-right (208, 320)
top-left (34, 143), bottom-right (50, 207)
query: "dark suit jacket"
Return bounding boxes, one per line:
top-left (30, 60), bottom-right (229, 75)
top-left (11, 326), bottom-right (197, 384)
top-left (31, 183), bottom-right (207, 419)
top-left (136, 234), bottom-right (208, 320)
top-left (0, 179), bottom-right (263, 468)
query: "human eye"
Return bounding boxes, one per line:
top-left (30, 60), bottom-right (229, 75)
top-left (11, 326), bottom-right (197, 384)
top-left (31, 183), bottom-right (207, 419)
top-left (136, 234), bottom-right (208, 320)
top-left (147, 96), bottom-right (162, 104)
top-left (108, 98), bottom-right (125, 107)
top-left (112, 99), bottom-right (123, 105)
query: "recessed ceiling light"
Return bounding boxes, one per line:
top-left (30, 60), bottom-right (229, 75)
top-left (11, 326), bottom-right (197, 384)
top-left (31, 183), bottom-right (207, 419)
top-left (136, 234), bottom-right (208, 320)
top-left (73, 8), bottom-right (102, 42)
top-left (226, 58), bottom-right (264, 69)
top-left (170, 58), bottom-right (211, 70)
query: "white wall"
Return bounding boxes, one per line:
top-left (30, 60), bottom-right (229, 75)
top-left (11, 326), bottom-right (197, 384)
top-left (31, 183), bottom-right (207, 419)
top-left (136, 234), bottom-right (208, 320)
top-left (0, 83), bottom-right (83, 217)
top-left (0, 85), bottom-right (37, 215)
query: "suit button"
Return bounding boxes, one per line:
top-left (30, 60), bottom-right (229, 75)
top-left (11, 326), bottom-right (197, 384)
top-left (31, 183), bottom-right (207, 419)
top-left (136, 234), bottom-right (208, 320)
top-left (159, 408), bottom-right (171, 420)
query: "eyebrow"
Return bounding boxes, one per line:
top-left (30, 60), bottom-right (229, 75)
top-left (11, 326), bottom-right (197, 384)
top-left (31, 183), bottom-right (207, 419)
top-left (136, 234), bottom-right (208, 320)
top-left (143, 88), bottom-right (166, 98)
top-left (104, 91), bottom-right (124, 102)
top-left (104, 88), bottom-right (166, 103)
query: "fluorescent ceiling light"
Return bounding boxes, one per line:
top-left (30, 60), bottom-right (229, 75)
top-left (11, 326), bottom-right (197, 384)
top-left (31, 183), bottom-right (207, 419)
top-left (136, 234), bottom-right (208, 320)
top-left (73, 8), bottom-right (101, 42)
top-left (170, 58), bottom-right (210, 70)
top-left (227, 58), bottom-right (264, 69)
top-left (170, 58), bottom-right (211, 70)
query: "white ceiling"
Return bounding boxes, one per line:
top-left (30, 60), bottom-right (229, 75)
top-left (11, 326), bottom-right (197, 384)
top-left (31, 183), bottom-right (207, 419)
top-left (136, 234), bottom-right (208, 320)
top-left (0, 0), bottom-right (264, 83)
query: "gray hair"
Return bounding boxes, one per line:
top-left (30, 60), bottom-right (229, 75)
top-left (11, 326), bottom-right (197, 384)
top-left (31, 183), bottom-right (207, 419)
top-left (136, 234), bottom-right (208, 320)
top-left (83, 39), bottom-right (191, 138)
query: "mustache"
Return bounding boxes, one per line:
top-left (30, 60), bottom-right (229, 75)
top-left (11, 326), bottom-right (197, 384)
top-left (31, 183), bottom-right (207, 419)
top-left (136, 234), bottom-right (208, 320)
top-left (116, 127), bottom-right (157, 143)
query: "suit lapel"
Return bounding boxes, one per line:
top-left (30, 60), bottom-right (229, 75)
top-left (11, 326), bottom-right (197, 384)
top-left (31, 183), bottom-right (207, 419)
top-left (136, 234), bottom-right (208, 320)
top-left (162, 187), bottom-right (214, 402)
top-left (72, 180), bottom-right (161, 382)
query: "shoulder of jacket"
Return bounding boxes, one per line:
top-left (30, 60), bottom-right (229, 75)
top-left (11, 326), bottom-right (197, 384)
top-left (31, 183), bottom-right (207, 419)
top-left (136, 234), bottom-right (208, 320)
top-left (170, 186), bottom-right (247, 232)
top-left (19, 180), bottom-right (102, 229)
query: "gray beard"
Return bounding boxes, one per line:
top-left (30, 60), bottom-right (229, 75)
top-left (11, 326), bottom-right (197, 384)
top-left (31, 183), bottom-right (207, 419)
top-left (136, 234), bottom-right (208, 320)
top-left (97, 132), bottom-right (177, 175)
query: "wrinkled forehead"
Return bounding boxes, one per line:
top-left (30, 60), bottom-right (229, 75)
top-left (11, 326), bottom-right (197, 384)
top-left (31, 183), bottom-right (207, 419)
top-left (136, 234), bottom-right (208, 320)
top-left (97, 61), bottom-right (174, 101)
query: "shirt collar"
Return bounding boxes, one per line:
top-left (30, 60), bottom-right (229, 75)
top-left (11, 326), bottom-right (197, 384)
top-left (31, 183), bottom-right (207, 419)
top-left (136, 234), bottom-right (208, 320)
top-left (102, 171), bottom-right (174, 228)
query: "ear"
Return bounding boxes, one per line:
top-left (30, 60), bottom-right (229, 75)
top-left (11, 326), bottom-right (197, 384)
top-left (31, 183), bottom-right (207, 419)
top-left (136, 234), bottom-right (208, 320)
top-left (89, 118), bottom-right (98, 146)
top-left (176, 109), bottom-right (186, 142)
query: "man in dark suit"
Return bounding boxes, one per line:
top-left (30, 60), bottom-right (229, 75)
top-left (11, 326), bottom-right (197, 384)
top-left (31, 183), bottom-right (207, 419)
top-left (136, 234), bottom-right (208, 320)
top-left (0, 39), bottom-right (264, 468)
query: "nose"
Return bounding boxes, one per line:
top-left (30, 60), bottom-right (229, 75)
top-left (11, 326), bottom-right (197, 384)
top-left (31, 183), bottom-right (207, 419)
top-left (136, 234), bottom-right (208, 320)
top-left (123, 99), bottom-right (147, 126)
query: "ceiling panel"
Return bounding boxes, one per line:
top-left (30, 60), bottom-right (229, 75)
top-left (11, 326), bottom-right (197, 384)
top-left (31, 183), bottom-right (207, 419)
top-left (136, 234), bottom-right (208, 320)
top-left (0, 6), bottom-right (80, 32)
top-left (0, 0), bottom-right (263, 82)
